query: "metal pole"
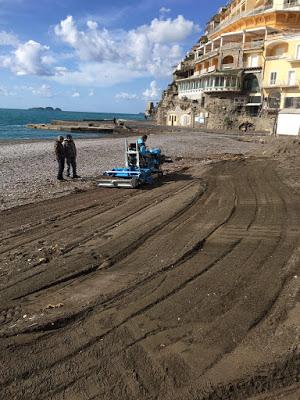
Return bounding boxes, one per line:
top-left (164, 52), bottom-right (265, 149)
top-left (136, 141), bottom-right (140, 168)
top-left (125, 139), bottom-right (128, 167)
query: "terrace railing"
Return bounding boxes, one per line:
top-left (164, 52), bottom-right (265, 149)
top-left (208, 4), bottom-right (274, 35)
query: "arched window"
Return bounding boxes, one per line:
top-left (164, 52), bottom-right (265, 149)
top-left (266, 42), bottom-right (288, 57)
top-left (222, 55), bottom-right (234, 65)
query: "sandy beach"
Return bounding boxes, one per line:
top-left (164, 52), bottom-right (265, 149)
top-left (0, 127), bottom-right (300, 400)
top-left (0, 128), bottom-right (262, 210)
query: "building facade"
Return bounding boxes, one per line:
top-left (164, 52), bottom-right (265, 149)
top-left (156, 0), bottom-right (300, 133)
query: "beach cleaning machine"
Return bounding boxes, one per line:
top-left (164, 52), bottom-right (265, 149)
top-left (98, 139), bottom-right (171, 189)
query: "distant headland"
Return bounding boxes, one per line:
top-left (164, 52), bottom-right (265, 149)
top-left (28, 107), bottom-right (62, 112)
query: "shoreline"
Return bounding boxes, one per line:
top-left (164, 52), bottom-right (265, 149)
top-left (0, 120), bottom-right (271, 145)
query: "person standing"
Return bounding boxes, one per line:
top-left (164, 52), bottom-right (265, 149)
top-left (63, 134), bottom-right (79, 178)
top-left (137, 134), bottom-right (149, 156)
top-left (54, 135), bottom-right (65, 181)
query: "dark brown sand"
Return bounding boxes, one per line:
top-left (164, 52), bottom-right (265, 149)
top-left (0, 128), bottom-right (299, 399)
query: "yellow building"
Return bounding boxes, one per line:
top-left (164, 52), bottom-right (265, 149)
top-left (263, 34), bottom-right (300, 109)
top-left (170, 0), bottom-right (300, 131)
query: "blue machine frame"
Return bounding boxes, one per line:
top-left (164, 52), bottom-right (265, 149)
top-left (98, 139), bottom-right (160, 189)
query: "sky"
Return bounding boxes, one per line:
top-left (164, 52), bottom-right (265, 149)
top-left (0, 0), bottom-right (225, 113)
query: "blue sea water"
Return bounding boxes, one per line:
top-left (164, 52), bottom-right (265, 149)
top-left (0, 108), bottom-right (144, 140)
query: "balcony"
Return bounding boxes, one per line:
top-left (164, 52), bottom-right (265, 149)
top-left (202, 74), bottom-right (241, 93)
top-left (265, 55), bottom-right (287, 61)
top-left (283, 0), bottom-right (300, 8)
top-left (196, 49), bottom-right (219, 63)
top-left (243, 40), bottom-right (264, 50)
top-left (208, 4), bottom-right (273, 35)
top-left (204, 85), bottom-right (240, 93)
top-left (263, 80), bottom-right (300, 88)
top-left (195, 66), bottom-right (216, 76)
top-left (221, 63), bottom-right (235, 70)
top-left (222, 42), bottom-right (242, 50)
top-left (208, 65), bottom-right (216, 73)
top-left (243, 62), bottom-right (262, 69)
top-left (287, 57), bottom-right (300, 63)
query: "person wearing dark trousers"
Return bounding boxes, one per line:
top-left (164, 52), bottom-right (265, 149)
top-left (63, 134), bottom-right (79, 178)
top-left (54, 135), bottom-right (65, 181)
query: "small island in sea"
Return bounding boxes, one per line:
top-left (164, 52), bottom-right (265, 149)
top-left (28, 107), bottom-right (62, 112)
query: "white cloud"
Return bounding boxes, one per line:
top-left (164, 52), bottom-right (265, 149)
top-left (0, 13), bottom-right (199, 85)
top-left (53, 61), bottom-right (145, 87)
top-left (0, 40), bottom-right (53, 76)
top-left (159, 7), bottom-right (171, 15)
top-left (54, 16), bottom-right (119, 63)
top-left (88, 89), bottom-right (95, 96)
top-left (0, 85), bottom-right (14, 96)
top-left (146, 16), bottom-right (196, 44)
top-left (87, 20), bottom-right (98, 30)
top-left (143, 80), bottom-right (161, 100)
top-left (31, 84), bottom-right (53, 97)
top-left (115, 92), bottom-right (138, 100)
top-left (72, 91), bottom-right (80, 97)
top-left (9, 84), bottom-right (56, 98)
top-left (0, 31), bottom-right (19, 47)
top-left (55, 66), bottom-right (69, 75)
top-left (54, 15), bottom-right (199, 84)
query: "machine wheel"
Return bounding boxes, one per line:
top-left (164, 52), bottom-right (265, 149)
top-left (131, 177), bottom-right (140, 188)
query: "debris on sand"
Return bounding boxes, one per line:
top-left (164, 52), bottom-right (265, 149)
top-left (45, 303), bottom-right (64, 309)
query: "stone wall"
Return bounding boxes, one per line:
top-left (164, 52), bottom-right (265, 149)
top-left (155, 87), bottom-right (275, 133)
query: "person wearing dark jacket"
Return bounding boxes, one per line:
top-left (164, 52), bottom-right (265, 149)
top-left (54, 135), bottom-right (65, 181)
top-left (63, 134), bottom-right (79, 178)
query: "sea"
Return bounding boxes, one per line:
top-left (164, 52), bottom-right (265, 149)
top-left (0, 108), bottom-right (144, 141)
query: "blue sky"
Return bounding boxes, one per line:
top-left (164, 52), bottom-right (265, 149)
top-left (0, 0), bottom-right (225, 113)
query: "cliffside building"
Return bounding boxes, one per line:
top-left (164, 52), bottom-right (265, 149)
top-left (156, 0), bottom-right (300, 134)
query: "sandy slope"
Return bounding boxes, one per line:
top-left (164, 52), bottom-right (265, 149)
top-left (0, 137), bottom-right (299, 399)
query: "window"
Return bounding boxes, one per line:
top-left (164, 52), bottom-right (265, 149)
top-left (285, 0), bottom-right (298, 7)
top-left (250, 55), bottom-right (259, 68)
top-left (284, 97), bottom-right (300, 108)
top-left (270, 72), bottom-right (277, 85)
top-left (268, 92), bottom-right (281, 109)
top-left (246, 105), bottom-right (260, 117)
top-left (288, 70), bottom-right (296, 86)
top-left (243, 74), bottom-right (259, 91)
top-left (248, 96), bottom-right (262, 104)
top-left (222, 55), bottom-right (234, 65)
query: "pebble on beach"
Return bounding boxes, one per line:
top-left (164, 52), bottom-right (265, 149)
top-left (0, 131), bottom-right (260, 211)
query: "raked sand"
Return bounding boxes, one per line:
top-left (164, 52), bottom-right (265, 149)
top-left (0, 130), bottom-right (261, 211)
